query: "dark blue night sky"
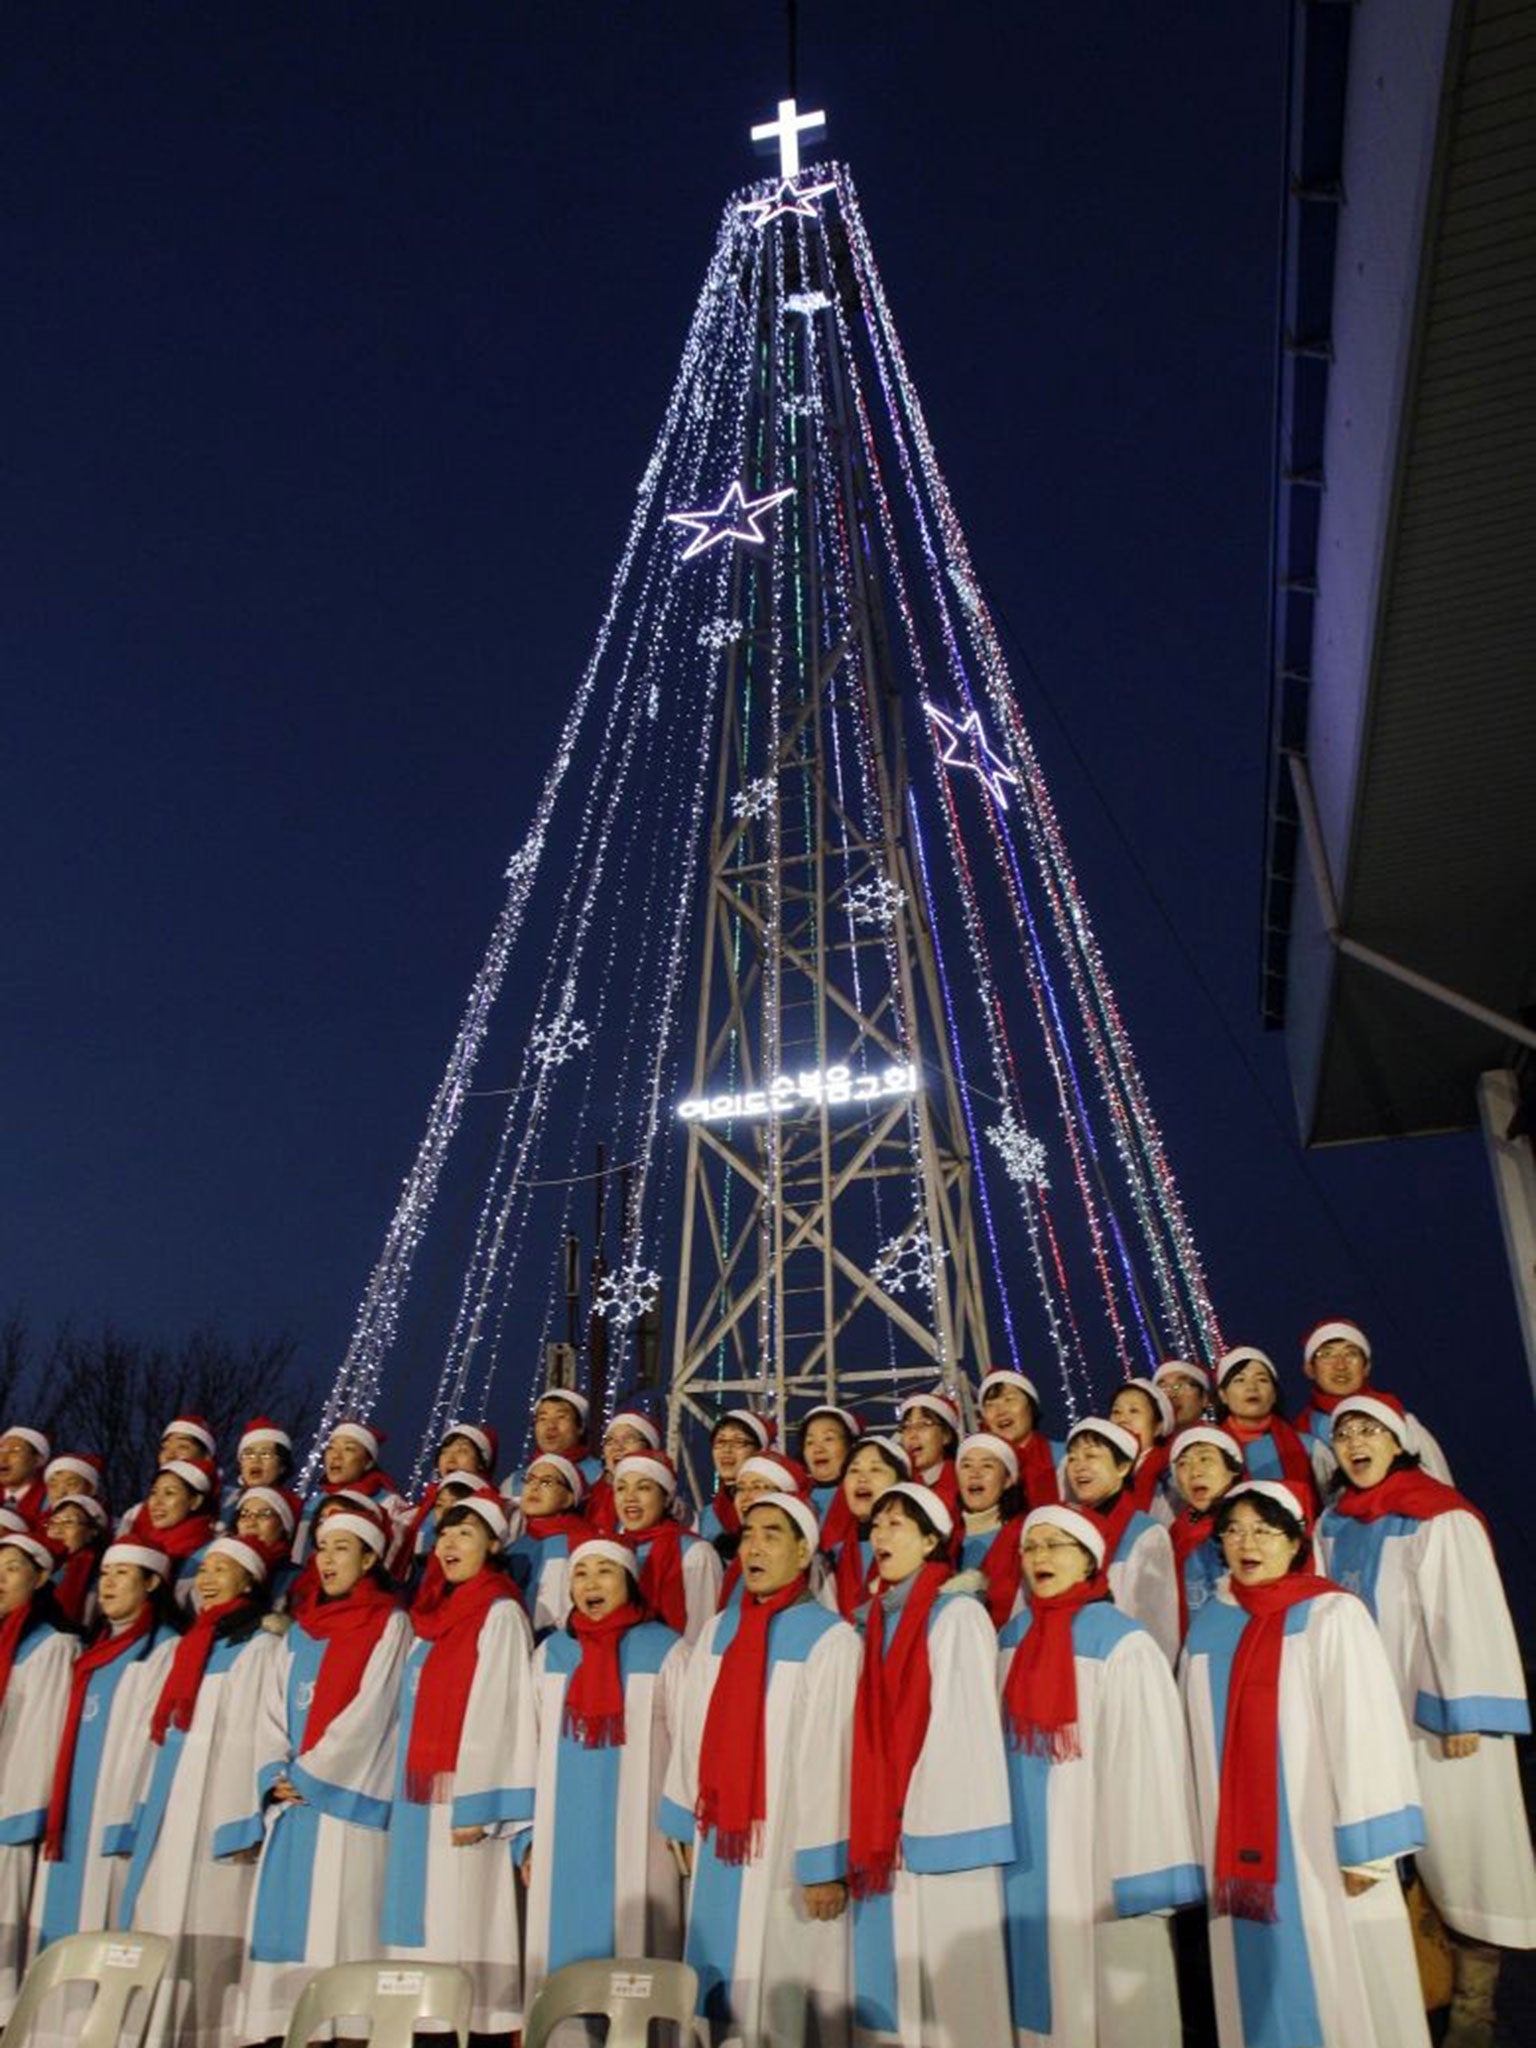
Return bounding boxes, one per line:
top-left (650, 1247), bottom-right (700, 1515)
top-left (4, 5), bottom-right (1528, 1586)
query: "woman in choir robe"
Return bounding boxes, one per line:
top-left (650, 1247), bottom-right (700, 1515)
top-left (955, 1433), bottom-right (1026, 1628)
top-left (126, 1459), bottom-right (218, 1601)
top-left (519, 1539), bottom-right (689, 2007)
top-left (1183, 1482), bottom-right (1430, 2048)
top-left (231, 1486), bottom-right (300, 1608)
top-left (1165, 1426), bottom-right (1244, 1643)
top-left (506, 1452), bottom-right (595, 1639)
top-left (1061, 1420), bottom-right (1179, 1667)
top-left (587, 1409), bottom-right (662, 1539)
top-left (240, 1504), bottom-right (409, 2043)
top-left (661, 1493), bottom-right (862, 2048)
top-left (848, 1482), bottom-right (1013, 2048)
top-left (293, 1421), bottom-right (407, 1565)
top-left (221, 1418), bottom-right (294, 1527)
top-left (1294, 1321), bottom-right (1452, 1485)
top-left (977, 1369), bottom-right (1062, 1510)
top-left (1318, 1392), bottom-right (1536, 2045)
top-left (44, 1491), bottom-right (108, 1627)
top-left (800, 1405), bottom-right (862, 1529)
top-left (31, 1541), bottom-right (177, 1954)
top-left (895, 1393), bottom-right (961, 1521)
top-left (1213, 1350), bottom-right (1327, 1513)
top-left (613, 1450), bottom-right (721, 1645)
top-left (997, 1505), bottom-right (1201, 2047)
top-left (0, 1532), bottom-right (78, 2021)
top-left (120, 1535), bottom-right (287, 2048)
top-left (1108, 1379), bottom-right (1176, 1525)
top-left (1151, 1360), bottom-right (1211, 1434)
top-left (380, 1488), bottom-right (537, 2037)
top-left (823, 1437), bottom-right (911, 1621)
top-left (699, 1409), bottom-right (774, 1551)
top-left (397, 1419), bottom-right (499, 1587)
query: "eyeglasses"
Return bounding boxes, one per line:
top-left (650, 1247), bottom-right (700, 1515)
top-left (1021, 1537), bottom-right (1085, 1558)
top-left (1218, 1522), bottom-right (1293, 1546)
top-left (1331, 1418), bottom-right (1388, 1445)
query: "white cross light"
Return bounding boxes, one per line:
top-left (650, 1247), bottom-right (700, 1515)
top-left (750, 97), bottom-right (828, 181)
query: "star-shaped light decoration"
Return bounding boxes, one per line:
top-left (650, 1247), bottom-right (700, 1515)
top-left (923, 700), bottom-right (1022, 811)
top-left (738, 175), bottom-right (837, 229)
top-left (666, 480), bottom-right (795, 562)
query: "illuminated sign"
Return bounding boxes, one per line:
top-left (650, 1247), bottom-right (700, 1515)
top-left (678, 1061), bottom-right (917, 1123)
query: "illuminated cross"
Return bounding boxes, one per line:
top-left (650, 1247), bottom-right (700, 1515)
top-left (750, 97), bottom-right (828, 180)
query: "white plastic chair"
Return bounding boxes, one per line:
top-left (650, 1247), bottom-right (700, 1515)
top-left (279, 1959), bottom-right (473, 2048)
top-left (1, 1930), bottom-right (171, 2048)
top-left (523, 1957), bottom-right (705, 2048)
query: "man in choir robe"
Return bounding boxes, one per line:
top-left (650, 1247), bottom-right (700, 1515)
top-left (0, 1428), bottom-right (50, 1529)
top-left (661, 1493), bottom-right (862, 2047)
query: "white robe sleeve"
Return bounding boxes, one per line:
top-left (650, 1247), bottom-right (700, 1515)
top-left (1095, 1628), bottom-right (1203, 1914)
top-left (1408, 1511), bottom-right (1529, 1737)
top-left (681, 1541), bottom-right (724, 1646)
top-left (900, 1593), bottom-right (1014, 1872)
top-left (288, 1610), bottom-right (410, 1823)
top-left (0, 1632), bottom-right (77, 1836)
top-left (1309, 1594), bottom-right (1426, 1868)
top-left (659, 1614), bottom-right (723, 1840)
top-left (208, 1631), bottom-right (289, 1857)
top-left (448, 1597), bottom-right (537, 1836)
top-left (1409, 1417), bottom-right (1452, 1484)
top-left (790, 1619), bottom-right (861, 1886)
top-left (1109, 1522), bottom-right (1180, 1668)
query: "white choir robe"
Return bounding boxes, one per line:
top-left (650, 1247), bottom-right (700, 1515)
top-left (995, 1604), bottom-right (1200, 2048)
top-left (661, 1596), bottom-right (861, 2047)
top-left (30, 1628), bottom-right (177, 1954)
top-left (1182, 1587), bottom-right (1429, 2048)
top-left (1104, 1512), bottom-right (1179, 1668)
top-left (1297, 1410), bottom-right (1452, 1490)
top-left (634, 1528), bottom-right (722, 1647)
top-left (507, 1528), bottom-right (582, 1640)
top-left (520, 1619), bottom-right (689, 2006)
top-left (239, 1607), bottom-right (411, 2041)
top-left (380, 1595), bottom-right (538, 2033)
top-left (849, 1587), bottom-right (1014, 2048)
top-left (120, 1623), bottom-right (287, 2048)
top-left (0, 1625), bottom-right (77, 2020)
top-left (1318, 1503), bottom-right (1536, 1947)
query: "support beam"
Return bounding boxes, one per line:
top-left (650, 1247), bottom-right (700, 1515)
top-left (1477, 1070), bottom-right (1536, 1402)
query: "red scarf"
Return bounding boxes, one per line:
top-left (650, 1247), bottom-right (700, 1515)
top-left (396, 1482), bottom-right (442, 1567)
top-left (1291, 1387), bottom-right (1344, 1439)
top-left (626, 1522), bottom-right (687, 1635)
top-left (1131, 1443), bottom-right (1170, 1514)
top-left (833, 1524), bottom-right (872, 1620)
top-left (563, 1600), bottom-right (647, 1748)
top-left (848, 1562), bottom-right (951, 1897)
top-left (404, 1566), bottom-right (513, 1801)
top-left (1214, 1573), bottom-right (1338, 1920)
top-left (44, 1609), bottom-right (156, 1859)
top-left (1002, 1577), bottom-right (1109, 1759)
top-left (151, 1595), bottom-right (255, 1745)
top-left (126, 1505), bottom-right (214, 1561)
top-left (323, 1466), bottom-right (400, 1501)
top-left (1226, 1416), bottom-right (1318, 1515)
top-left (818, 1485), bottom-right (858, 1552)
top-left (978, 1515), bottom-right (1027, 1628)
top-left (0, 1598), bottom-right (41, 1710)
top-left (585, 1475), bottom-right (619, 1537)
top-left (920, 1460), bottom-right (960, 1525)
top-left (1329, 1467), bottom-right (1485, 1530)
top-left (1170, 1506), bottom-right (1218, 1639)
top-left (526, 1511), bottom-right (596, 1553)
top-left (1016, 1431), bottom-right (1060, 1510)
top-left (298, 1576), bottom-right (399, 1754)
top-left (3, 1477), bottom-right (48, 1529)
top-left (53, 1544), bottom-right (103, 1626)
top-left (695, 1576), bottom-right (807, 1862)
top-left (708, 1488), bottom-right (741, 1538)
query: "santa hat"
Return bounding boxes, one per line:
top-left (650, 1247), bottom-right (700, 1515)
top-left (897, 1390), bottom-right (962, 1437)
top-left (0, 1530), bottom-right (53, 1570)
top-left (1215, 1346), bottom-right (1278, 1390)
top-left (1, 1424), bottom-right (50, 1461)
top-left (1224, 1480), bottom-right (1309, 1531)
top-left (1330, 1392), bottom-right (1412, 1450)
top-left (714, 1409), bottom-right (773, 1450)
top-left (318, 1486), bottom-right (383, 1517)
top-left (871, 1479), bottom-right (954, 1539)
top-left (1066, 1416), bottom-right (1140, 1464)
top-left (978, 1369), bottom-right (1042, 1413)
top-left (45, 1452), bottom-right (104, 1492)
top-left (956, 1432), bottom-right (1020, 1483)
top-left (858, 1434), bottom-right (913, 1476)
top-left (159, 1458), bottom-right (216, 1496)
top-left (237, 1418), bottom-right (293, 1456)
top-left (102, 1540), bottom-right (170, 1576)
top-left (614, 1451), bottom-right (679, 1498)
top-left (604, 1409), bottom-right (662, 1451)
top-left (1153, 1358), bottom-right (1211, 1394)
top-left (743, 1491), bottom-right (821, 1552)
top-left (0, 1507), bottom-right (30, 1536)
top-left (536, 1388), bottom-right (591, 1428)
top-left (568, 1537), bottom-right (640, 1580)
top-left (162, 1415), bottom-right (217, 1456)
top-left (738, 1452), bottom-right (809, 1494)
top-left (205, 1535), bottom-right (269, 1584)
top-left (525, 1452), bottom-right (586, 1501)
top-left (443, 1420), bottom-right (499, 1470)
top-left (315, 1506), bottom-right (389, 1557)
top-left (328, 1420), bottom-right (382, 1460)
top-left (801, 1404), bottom-right (862, 1438)
top-left (239, 1486), bottom-right (300, 1535)
top-left (444, 1485), bottom-right (510, 1545)
top-left (1122, 1376), bottom-right (1175, 1437)
top-left (1021, 1503), bottom-right (1106, 1572)
top-left (50, 1493), bottom-right (108, 1528)
top-left (1303, 1319), bottom-right (1371, 1365)
top-left (1169, 1425), bottom-right (1244, 1466)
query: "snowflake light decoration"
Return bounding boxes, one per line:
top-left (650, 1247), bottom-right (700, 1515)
top-left (593, 1262), bottom-right (662, 1328)
top-left (988, 1113), bottom-right (1051, 1193)
top-left (847, 875), bottom-right (906, 928)
top-left (698, 616), bottom-right (745, 653)
top-left (530, 1014), bottom-right (591, 1068)
top-left (732, 775), bottom-right (776, 823)
top-left (872, 1226), bottom-right (948, 1299)
top-left (784, 290), bottom-right (831, 317)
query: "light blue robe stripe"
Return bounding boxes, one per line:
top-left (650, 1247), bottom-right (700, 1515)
top-left (1239, 1434), bottom-right (1285, 1484)
top-left (1114, 1863), bottom-right (1204, 1916)
top-left (41, 1614), bottom-right (151, 1947)
top-left (796, 1840), bottom-right (848, 1886)
top-left (100, 1823), bottom-right (133, 1856)
top-left (120, 1635), bottom-right (249, 1926)
top-left (0, 1810), bottom-right (46, 1847)
top-left (1181, 1536), bottom-right (1226, 1623)
top-left (853, 1889), bottom-right (900, 2035)
top-left (903, 1821), bottom-right (1015, 1874)
top-left (251, 1800), bottom-right (324, 1962)
top-left (452, 1785), bottom-right (532, 1828)
top-left (1317, 1512), bottom-right (1408, 1614)
top-left (1198, 1601), bottom-right (1324, 2048)
top-left (1115, 1508), bottom-right (1160, 1563)
top-left (1413, 1691), bottom-right (1530, 1738)
top-left (289, 1757), bottom-right (390, 1829)
top-left (543, 1709), bottom-right (618, 1972)
top-left (657, 1793), bottom-right (695, 1842)
top-left (959, 1530), bottom-right (992, 1572)
top-left (698, 1500), bottom-right (727, 1544)
top-left (1334, 1806), bottom-right (1424, 1868)
top-left (210, 1811), bottom-right (264, 1857)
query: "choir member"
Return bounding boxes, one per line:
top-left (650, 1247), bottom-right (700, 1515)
top-left (121, 1536), bottom-right (286, 2048)
top-left (613, 1451), bottom-right (722, 1644)
top-left (529, 1389), bottom-right (604, 1491)
top-left (977, 1369), bottom-right (1062, 1508)
top-left (799, 1404), bottom-right (862, 1526)
top-left (848, 1482), bottom-right (1013, 2048)
top-left (222, 1419), bottom-right (293, 1525)
top-left (823, 1436), bottom-right (911, 1620)
top-left (1212, 1350), bottom-right (1326, 1513)
top-left (660, 1493), bottom-right (861, 2048)
top-left (0, 1426), bottom-right (51, 1528)
top-left (588, 1410), bottom-right (663, 1538)
top-left (1165, 1426), bottom-right (1245, 1641)
top-left (1061, 1420), bottom-right (1179, 1666)
top-left (1151, 1360), bottom-right (1211, 1432)
top-left (718, 1453), bottom-right (815, 1613)
top-left (1183, 1482), bottom-right (1429, 2048)
top-left (43, 1492), bottom-right (107, 1627)
top-left (0, 1531), bottom-right (77, 2021)
top-left (997, 1504), bottom-right (1201, 2047)
top-left (955, 1432), bottom-right (1027, 1628)
top-left (895, 1391), bottom-right (962, 1519)
top-left (125, 1459), bottom-right (218, 1601)
top-left (1293, 1321), bottom-right (1452, 1485)
top-left (506, 1452), bottom-right (596, 1638)
top-left (519, 1538), bottom-right (688, 2005)
top-left (294, 1421), bottom-right (407, 1563)
top-left (399, 1420), bottom-right (500, 1583)
top-left (1318, 1393), bottom-right (1536, 2045)
top-left (699, 1409), bottom-right (774, 1548)
top-left (241, 1503), bottom-right (410, 2043)
top-left (1107, 1377), bottom-right (1176, 1522)
top-left (32, 1541), bottom-right (176, 1952)
top-left (380, 1488), bottom-right (537, 2036)
top-left (43, 1453), bottom-right (106, 1513)
top-left (158, 1415), bottom-right (219, 1466)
